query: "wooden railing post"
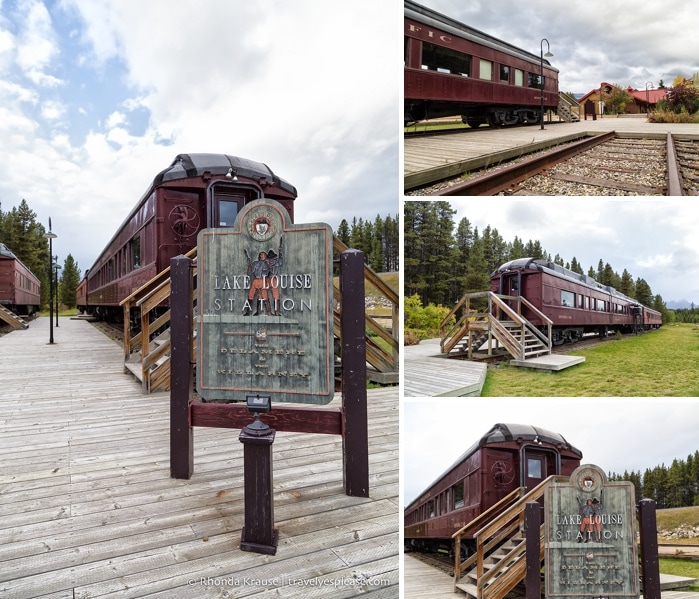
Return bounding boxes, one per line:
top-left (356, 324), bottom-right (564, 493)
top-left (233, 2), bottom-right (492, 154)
top-left (170, 254), bottom-right (194, 479)
top-left (525, 501), bottom-right (542, 599)
top-left (340, 248), bottom-right (369, 498)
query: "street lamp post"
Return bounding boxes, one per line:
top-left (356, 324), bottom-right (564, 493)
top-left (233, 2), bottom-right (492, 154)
top-left (540, 39), bottom-right (553, 130)
top-left (54, 261), bottom-right (62, 327)
top-left (44, 219), bottom-right (57, 345)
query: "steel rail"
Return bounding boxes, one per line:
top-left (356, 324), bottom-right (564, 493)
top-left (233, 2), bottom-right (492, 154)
top-left (666, 133), bottom-right (685, 196)
top-left (431, 131), bottom-right (617, 196)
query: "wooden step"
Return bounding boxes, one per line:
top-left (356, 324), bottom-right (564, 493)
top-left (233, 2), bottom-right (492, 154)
top-left (0, 305), bottom-right (28, 330)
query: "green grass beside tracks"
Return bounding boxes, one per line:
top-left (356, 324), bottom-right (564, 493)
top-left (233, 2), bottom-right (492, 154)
top-left (481, 323), bottom-right (699, 396)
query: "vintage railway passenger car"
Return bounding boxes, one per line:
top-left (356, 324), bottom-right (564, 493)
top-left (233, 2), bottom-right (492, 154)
top-left (491, 258), bottom-right (662, 344)
top-left (0, 243), bottom-right (41, 316)
top-left (77, 154), bottom-right (297, 322)
top-left (404, 0), bottom-right (559, 126)
top-left (404, 423), bottom-right (582, 555)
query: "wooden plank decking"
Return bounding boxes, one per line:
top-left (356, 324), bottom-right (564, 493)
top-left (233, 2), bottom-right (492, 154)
top-left (403, 554), bottom-right (454, 599)
top-left (404, 338), bottom-right (487, 397)
top-left (0, 316), bottom-right (398, 598)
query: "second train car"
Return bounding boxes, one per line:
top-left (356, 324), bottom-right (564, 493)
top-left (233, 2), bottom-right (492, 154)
top-left (491, 258), bottom-right (662, 344)
top-left (404, 423), bottom-right (582, 556)
top-left (404, 0), bottom-right (560, 126)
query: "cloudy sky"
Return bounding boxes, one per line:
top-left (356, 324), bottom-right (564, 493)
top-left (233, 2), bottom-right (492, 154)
top-left (0, 0), bottom-right (399, 274)
top-left (440, 197), bottom-right (699, 305)
top-left (403, 398), bottom-right (699, 506)
top-left (414, 0), bottom-right (699, 93)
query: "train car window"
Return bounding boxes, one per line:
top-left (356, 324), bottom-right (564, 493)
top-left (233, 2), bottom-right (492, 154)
top-left (479, 59), bottom-right (492, 81)
top-left (561, 290), bottom-right (574, 307)
top-left (597, 300), bottom-right (606, 312)
top-left (453, 482), bottom-right (464, 509)
top-left (585, 296), bottom-right (590, 310)
top-left (428, 500), bottom-right (435, 518)
top-left (218, 199), bottom-right (239, 227)
top-left (499, 65), bottom-right (510, 83)
top-left (527, 457), bottom-right (543, 479)
top-left (528, 73), bottom-right (543, 89)
top-left (130, 236), bottom-right (141, 269)
top-left (420, 42), bottom-right (471, 77)
top-left (514, 69), bottom-right (524, 86)
top-left (578, 294), bottom-right (584, 309)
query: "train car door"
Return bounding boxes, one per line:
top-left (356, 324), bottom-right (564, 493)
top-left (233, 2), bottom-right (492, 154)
top-left (522, 447), bottom-right (557, 492)
top-left (211, 184), bottom-right (260, 228)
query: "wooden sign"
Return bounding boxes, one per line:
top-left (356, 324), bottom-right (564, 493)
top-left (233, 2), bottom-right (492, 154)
top-left (546, 464), bottom-right (639, 599)
top-left (196, 199), bottom-right (334, 404)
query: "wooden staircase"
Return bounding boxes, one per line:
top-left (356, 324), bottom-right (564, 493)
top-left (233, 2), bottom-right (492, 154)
top-left (440, 292), bottom-right (552, 362)
top-left (120, 238), bottom-right (398, 393)
top-left (558, 92), bottom-right (581, 123)
top-left (0, 304), bottom-right (28, 330)
top-left (452, 476), bottom-right (569, 599)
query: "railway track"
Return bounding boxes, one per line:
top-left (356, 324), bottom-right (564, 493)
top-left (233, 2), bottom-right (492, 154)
top-left (425, 133), bottom-right (698, 196)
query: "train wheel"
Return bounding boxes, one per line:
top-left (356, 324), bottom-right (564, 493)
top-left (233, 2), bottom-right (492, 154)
top-left (462, 116), bottom-right (486, 128)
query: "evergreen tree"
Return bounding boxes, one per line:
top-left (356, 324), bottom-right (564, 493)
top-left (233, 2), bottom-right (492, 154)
top-left (336, 219), bottom-right (350, 246)
top-left (60, 254), bottom-right (81, 309)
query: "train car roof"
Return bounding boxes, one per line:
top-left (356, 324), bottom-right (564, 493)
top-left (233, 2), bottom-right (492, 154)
top-left (406, 423), bottom-right (582, 511)
top-left (87, 153), bottom-right (297, 273)
top-left (0, 243), bottom-right (16, 260)
top-left (153, 154), bottom-right (297, 196)
top-left (0, 243), bottom-right (40, 283)
top-left (492, 257), bottom-right (657, 311)
top-left (405, 0), bottom-right (558, 73)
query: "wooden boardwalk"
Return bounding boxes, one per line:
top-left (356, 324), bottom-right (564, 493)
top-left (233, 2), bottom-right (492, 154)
top-left (404, 554), bottom-right (699, 599)
top-left (403, 554), bottom-right (453, 598)
top-left (404, 339), bottom-right (487, 397)
top-left (0, 316), bottom-right (398, 598)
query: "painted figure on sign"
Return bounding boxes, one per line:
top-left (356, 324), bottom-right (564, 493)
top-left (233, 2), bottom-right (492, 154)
top-left (243, 237), bottom-right (283, 316)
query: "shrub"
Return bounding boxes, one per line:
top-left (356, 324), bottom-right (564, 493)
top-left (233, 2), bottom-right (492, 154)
top-left (404, 293), bottom-right (454, 339)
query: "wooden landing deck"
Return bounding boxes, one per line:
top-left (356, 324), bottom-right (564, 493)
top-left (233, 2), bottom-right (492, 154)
top-left (0, 317), bottom-right (398, 598)
top-left (404, 338), bottom-right (487, 397)
top-left (403, 554), bottom-right (454, 599)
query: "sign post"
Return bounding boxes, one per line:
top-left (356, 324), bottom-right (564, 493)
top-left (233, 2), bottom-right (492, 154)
top-left (546, 464), bottom-right (639, 599)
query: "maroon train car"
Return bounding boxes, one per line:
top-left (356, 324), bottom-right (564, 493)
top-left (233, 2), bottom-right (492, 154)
top-left (77, 154), bottom-right (297, 322)
top-left (404, 0), bottom-right (559, 126)
top-left (404, 423), bottom-right (582, 556)
top-left (491, 258), bottom-right (662, 344)
top-left (0, 243), bottom-right (41, 316)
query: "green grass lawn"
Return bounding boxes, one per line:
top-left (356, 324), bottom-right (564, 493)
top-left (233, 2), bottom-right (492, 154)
top-left (481, 324), bottom-right (699, 396)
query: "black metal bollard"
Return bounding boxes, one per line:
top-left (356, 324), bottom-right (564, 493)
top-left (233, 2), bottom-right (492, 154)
top-left (239, 416), bottom-right (278, 555)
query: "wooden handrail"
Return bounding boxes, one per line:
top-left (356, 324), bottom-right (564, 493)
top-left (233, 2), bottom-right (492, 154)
top-left (453, 475), bottom-right (570, 594)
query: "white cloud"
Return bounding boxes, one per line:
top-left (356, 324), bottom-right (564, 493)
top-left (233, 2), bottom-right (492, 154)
top-left (0, 0), bottom-right (398, 274)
